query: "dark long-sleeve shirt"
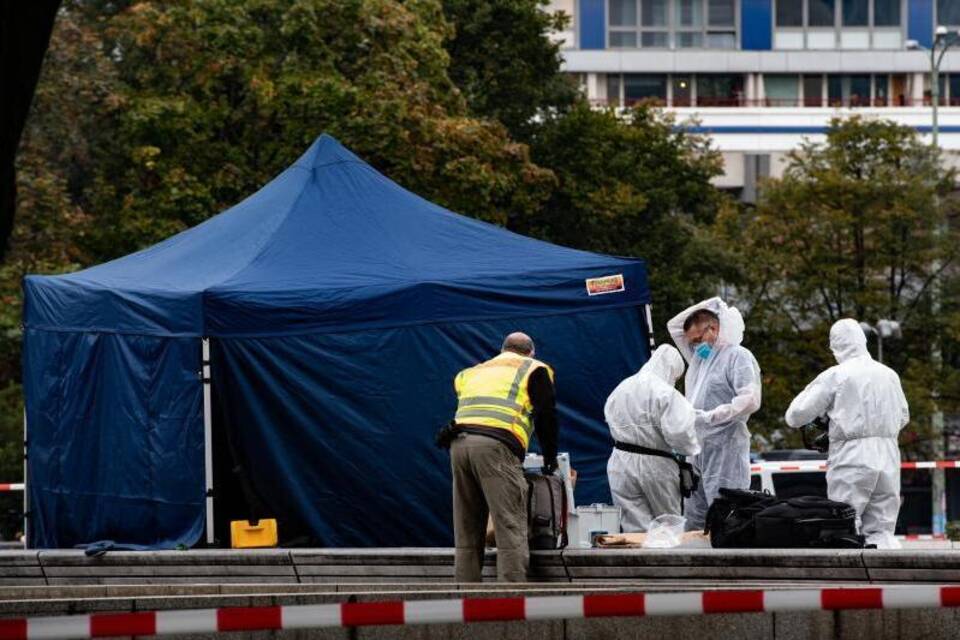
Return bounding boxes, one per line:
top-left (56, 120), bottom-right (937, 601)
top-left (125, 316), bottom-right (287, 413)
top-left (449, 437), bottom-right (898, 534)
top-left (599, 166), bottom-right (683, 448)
top-left (456, 366), bottom-right (558, 462)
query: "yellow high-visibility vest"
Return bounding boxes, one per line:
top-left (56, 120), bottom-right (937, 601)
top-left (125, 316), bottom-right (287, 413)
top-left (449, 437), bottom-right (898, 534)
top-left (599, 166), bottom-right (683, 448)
top-left (454, 352), bottom-right (554, 451)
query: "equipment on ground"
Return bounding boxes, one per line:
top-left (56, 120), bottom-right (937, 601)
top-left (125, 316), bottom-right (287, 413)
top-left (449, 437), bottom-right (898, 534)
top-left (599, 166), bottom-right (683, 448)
top-left (567, 504), bottom-right (622, 548)
top-left (801, 416), bottom-right (830, 454)
top-left (704, 487), bottom-right (866, 549)
top-left (526, 471), bottom-right (568, 550)
top-left (230, 518), bottom-right (278, 549)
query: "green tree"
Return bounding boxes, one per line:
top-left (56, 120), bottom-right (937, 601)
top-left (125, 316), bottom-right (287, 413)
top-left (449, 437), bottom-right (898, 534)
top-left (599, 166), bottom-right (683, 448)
top-left (716, 116), bottom-right (960, 456)
top-left (443, 0), bottom-right (579, 140)
top-left (85, 0), bottom-right (555, 259)
top-left (523, 103), bottom-right (731, 336)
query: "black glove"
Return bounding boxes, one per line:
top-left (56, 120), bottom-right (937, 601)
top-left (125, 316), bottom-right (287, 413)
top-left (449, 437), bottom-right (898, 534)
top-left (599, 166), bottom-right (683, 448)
top-left (541, 458), bottom-right (558, 475)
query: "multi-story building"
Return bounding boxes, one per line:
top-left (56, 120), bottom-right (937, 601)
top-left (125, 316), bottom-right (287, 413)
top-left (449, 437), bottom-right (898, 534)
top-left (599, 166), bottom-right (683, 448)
top-left (548, 0), bottom-right (960, 199)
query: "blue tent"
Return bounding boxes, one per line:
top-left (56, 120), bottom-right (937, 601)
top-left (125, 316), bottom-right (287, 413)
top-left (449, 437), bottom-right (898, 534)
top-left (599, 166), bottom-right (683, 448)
top-left (22, 134), bottom-right (652, 548)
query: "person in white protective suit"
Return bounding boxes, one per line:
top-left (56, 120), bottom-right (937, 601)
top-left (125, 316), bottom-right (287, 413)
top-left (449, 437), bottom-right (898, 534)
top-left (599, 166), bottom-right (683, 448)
top-left (784, 318), bottom-right (910, 550)
top-left (667, 297), bottom-right (762, 530)
top-left (605, 344), bottom-right (700, 532)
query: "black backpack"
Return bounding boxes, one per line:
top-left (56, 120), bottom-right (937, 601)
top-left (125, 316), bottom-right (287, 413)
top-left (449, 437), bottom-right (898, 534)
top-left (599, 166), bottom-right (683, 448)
top-left (525, 471), bottom-right (568, 550)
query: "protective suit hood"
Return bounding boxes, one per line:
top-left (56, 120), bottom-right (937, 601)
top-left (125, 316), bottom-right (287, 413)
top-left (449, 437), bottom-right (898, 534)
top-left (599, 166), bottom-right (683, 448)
top-left (640, 344), bottom-right (686, 386)
top-left (830, 318), bottom-right (869, 364)
top-left (668, 297), bottom-right (746, 363)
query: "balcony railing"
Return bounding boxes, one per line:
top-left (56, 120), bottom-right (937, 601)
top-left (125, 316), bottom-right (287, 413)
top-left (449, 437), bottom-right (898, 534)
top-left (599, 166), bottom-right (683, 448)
top-left (589, 96), bottom-right (960, 108)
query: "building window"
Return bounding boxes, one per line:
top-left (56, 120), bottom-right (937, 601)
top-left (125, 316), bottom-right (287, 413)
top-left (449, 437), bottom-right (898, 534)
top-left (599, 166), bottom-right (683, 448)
top-left (774, 0), bottom-right (904, 49)
top-left (604, 73), bottom-right (744, 107)
top-left (796, 73), bottom-right (905, 107)
top-left (776, 1), bottom-right (802, 26)
top-left (697, 74), bottom-right (745, 106)
top-left (607, 0), bottom-right (737, 49)
top-left (842, 0), bottom-right (868, 26)
top-left (950, 75), bottom-right (960, 106)
top-left (940, 0), bottom-right (960, 26)
top-left (875, 75), bottom-right (889, 104)
top-left (803, 75), bottom-right (823, 106)
top-left (673, 75), bottom-right (693, 106)
top-left (765, 75), bottom-right (800, 106)
top-left (624, 74), bottom-right (668, 104)
top-left (809, 0), bottom-right (835, 27)
top-left (708, 0), bottom-right (736, 26)
top-left (874, 0), bottom-right (899, 26)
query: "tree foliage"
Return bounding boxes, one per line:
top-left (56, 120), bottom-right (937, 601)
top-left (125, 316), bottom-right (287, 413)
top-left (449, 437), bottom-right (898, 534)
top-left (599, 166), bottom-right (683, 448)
top-left (83, 0), bottom-right (556, 259)
top-left (443, 0), bottom-right (579, 140)
top-left (524, 103), bottom-right (731, 335)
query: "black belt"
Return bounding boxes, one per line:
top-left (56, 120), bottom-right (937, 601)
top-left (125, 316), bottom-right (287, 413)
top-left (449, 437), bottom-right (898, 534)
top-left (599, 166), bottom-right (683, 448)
top-left (613, 440), bottom-right (700, 510)
top-left (614, 440), bottom-right (681, 462)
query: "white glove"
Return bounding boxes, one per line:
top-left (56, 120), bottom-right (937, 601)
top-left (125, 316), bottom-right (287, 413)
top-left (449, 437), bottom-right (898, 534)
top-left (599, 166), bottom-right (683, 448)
top-left (706, 405), bottom-right (736, 425)
top-left (694, 409), bottom-right (711, 428)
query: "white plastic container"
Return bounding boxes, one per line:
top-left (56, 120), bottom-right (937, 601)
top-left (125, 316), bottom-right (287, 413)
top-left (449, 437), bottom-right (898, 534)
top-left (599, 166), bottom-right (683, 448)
top-left (567, 503), bottom-right (622, 548)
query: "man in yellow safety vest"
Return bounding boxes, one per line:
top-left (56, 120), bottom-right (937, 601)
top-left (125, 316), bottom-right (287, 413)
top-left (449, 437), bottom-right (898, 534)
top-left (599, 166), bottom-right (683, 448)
top-left (448, 332), bottom-right (557, 582)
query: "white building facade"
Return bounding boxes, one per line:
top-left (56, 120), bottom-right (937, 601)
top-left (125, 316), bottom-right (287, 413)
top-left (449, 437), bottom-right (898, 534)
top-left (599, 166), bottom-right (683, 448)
top-left (550, 0), bottom-right (960, 199)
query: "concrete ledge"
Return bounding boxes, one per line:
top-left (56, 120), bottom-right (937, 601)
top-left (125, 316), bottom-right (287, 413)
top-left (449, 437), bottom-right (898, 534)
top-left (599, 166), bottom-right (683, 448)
top-left (0, 548), bottom-right (956, 588)
top-left (562, 549), bottom-right (869, 581)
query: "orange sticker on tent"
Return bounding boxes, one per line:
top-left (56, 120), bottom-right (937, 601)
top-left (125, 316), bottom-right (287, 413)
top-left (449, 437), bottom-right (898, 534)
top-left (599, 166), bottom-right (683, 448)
top-left (585, 274), bottom-right (625, 296)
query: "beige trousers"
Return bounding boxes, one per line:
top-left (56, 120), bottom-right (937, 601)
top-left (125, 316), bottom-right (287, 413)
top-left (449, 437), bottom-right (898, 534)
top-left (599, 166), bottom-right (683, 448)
top-left (450, 433), bottom-right (528, 582)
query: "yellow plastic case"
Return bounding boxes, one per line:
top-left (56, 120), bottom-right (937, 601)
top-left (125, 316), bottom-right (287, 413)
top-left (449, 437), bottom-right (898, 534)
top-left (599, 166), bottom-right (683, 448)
top-left (230, 519), bottom-right (278, 549)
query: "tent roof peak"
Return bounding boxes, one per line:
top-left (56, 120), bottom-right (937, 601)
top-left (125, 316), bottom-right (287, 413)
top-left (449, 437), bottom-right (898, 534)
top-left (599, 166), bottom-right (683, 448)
top-left (293, 133), bottom-right (364, 172)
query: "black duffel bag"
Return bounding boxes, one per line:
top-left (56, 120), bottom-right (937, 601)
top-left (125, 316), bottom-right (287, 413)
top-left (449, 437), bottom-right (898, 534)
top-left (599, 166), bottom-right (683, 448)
top-left (706, 489), bottom-right (868, 549)
top-left (753, 495), bottom-right (865, 549)
top-left (704, 488), bottom-right (778, 548)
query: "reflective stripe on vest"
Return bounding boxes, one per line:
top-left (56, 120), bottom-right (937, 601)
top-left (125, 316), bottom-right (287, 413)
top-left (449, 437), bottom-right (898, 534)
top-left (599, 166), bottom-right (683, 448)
top-left (453, 353), bottom-right (553, 450)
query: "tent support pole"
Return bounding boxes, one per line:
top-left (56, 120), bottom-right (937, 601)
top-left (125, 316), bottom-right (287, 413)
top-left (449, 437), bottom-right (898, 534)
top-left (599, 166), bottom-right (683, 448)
top-left (644, 304), bottom-right (656, 348)
top-left (22, 409), bottom-right (28, 549)
top-left (202, 338), bottom-right (215, 546)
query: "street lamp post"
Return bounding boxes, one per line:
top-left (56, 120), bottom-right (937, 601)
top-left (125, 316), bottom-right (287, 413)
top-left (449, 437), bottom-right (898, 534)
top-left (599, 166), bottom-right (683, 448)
top-left (905, 27), bottom-right (958, 537)
top-left (860, 320), bottom-right (902, 365)
top-left (907, 26), bottom-right (960, 147)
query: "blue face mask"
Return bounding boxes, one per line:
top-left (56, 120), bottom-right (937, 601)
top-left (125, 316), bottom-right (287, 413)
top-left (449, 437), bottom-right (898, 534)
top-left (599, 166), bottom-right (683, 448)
top-left (694, 342), bottom-right (713, 360)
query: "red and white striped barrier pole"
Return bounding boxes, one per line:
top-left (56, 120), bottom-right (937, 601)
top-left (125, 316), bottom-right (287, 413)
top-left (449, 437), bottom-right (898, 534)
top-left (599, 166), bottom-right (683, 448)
top-left (750, 460), bottom-right (960, 474)
top-left (2, 460), bottom-right (958, 488)
top-left (2, 586), bottom-right (959, 639)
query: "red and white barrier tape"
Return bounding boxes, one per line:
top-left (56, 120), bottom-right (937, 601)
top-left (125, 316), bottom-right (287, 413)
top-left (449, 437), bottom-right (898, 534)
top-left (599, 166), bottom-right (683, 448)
top-left (750, 461), bottom-right (827, 473)
top-left (1, 586), bottom-right (959, 639)
top-left (901, 461), bottom-right (960, 469)
top-left (900, 534), bottom-right (947, 541)
top-left (750, 460), bottom-right (960, 474)
top-left (0, 484), bottom-right (23, 492)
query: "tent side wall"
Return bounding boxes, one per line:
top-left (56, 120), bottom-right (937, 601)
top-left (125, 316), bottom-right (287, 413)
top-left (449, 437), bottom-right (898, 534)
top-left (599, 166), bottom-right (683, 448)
top-left (211, 305), bottom-right (651, 547)
top-left (22, 327), bottom-right (205, 548)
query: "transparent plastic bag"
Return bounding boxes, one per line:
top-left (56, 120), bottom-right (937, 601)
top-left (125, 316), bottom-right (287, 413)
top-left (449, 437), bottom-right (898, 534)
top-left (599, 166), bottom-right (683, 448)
top-left (642, 514), bottom-right (686, 548)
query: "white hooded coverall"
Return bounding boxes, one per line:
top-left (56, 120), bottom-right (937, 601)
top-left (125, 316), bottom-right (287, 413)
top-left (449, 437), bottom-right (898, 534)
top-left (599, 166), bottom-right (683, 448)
top-left (785, 318), bottom-right (910, 550)
top-left (667, 297), bottom-right (762, 530)
top-left (605, 345), bottom-right (700, 532)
